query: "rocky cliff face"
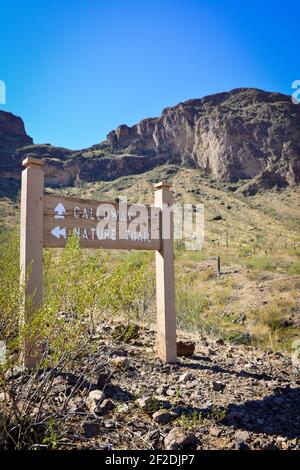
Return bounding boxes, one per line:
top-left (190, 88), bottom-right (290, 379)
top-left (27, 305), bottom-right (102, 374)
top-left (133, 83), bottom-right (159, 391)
top-left (104, 88), bottom-right (300, 187)
top-left (0, 111), bottom-right (33, 178)
top-left (1, 88), bottom-right (300, 190)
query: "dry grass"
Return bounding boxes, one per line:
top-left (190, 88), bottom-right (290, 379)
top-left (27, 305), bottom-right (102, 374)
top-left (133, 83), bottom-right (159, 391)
top-left (0, 165), bottom-right (299, 352)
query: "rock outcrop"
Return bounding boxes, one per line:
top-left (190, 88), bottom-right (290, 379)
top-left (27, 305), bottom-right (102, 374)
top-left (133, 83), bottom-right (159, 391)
top-left (0, 111), bottom-right (33, 178)
top-left (104, 88), bottom-right (300, 186)
top-left (1, 88), bottom-right (300, 189)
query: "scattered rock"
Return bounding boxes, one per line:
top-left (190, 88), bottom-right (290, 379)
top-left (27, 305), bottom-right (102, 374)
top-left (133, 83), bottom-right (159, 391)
top-left (132, 340), bottom-right (144, 347)
top-left (145, 429), bottom-right (160, 443)
top-left (234, 430), bottom-right (251, 450)
top-left (235, 441), bottom-right (250, 450)
top-left (136, 397), bottom-right (159, 414)
top-left (177, 341), bottom-right (195, 357)
top-left (97, 371), bottom-right (111, 389)
top-left (82, 421), bottom-right (101, 438)
top-left (212, 215), bottom-right (223, 221)
top-left (105, 383), bottom-right (132, 401)
top-left (185, 379), bottom-right (198, 389)
top-left (136, 396), bottom-right (172, 414)
top-left (111, 349), bottom-right (127, 357)
top-left (104, 420), bottom-right (115, 429)
top-left (211, 381), bottom-right (225, 392)
top-left (164, 428), bottom-right (198, 449)
top-left (235, 430), bottom-right (251, 442)
top-left (98, 398), bottom-right (115, 416)
top-left (0, 392), bottom-right (11, 407)
top-left (207, 348), bottom-right (217, 356)
top-left (2, 321), bottom-right (299, 451)
top-left (152, 410), bottom-right (177, 425)
top-left (165, 440), bottom-right (179, 450)
top-left (156, 385), bottom-right (168, 395)
top-left (209, 426), bottom-right (222, 437)
top-left (111, 357), bottom-right (129, 370)
top-left (215, 338), bottom-right (225, 345)
top-left (86, 390), bottom-right (105, 414)
top-left (66, 400), bottom-right (77, 413)
top-left (178, 371), bottom-right (195, 383)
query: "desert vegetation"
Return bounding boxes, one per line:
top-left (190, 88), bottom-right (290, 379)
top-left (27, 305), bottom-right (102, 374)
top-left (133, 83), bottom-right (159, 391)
top-left (0, 166), bottom-right (300, 449)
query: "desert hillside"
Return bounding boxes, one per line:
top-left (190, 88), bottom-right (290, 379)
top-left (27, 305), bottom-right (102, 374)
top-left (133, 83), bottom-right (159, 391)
top-left (0, 92), bottom-right (300, 451)
top-left (1, 163), bottom-right (300, 350)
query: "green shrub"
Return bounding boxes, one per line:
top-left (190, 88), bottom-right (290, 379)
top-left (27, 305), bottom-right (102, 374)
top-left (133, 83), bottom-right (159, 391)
top-left (176, 278), bottom-right (211, 331)
top-left (0, 232), bottom-right (154, 449)
top-left (105, 251), bottom-right (154, 321)
top-left (244, 256), bottom-right (276, 272)
top-left (238, 245), bottom-right (252, 258)
top-left (0, 232), bottom-right (153, 369)
top-left (0, 232), bottom-right (21, 343)
top-left (288, 262), bottom-right (300, 275)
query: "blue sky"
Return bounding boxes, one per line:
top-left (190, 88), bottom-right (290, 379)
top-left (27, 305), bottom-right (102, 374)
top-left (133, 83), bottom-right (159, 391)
top-left (0, 0), bottom-right (299, 149)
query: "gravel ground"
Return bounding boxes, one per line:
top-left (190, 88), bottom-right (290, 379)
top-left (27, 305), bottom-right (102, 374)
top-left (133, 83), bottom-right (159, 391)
top-left (2, 324), bottom-right (300, 450)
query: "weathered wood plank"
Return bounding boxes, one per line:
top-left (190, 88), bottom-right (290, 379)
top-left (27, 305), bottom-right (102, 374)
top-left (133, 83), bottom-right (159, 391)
top-left (43, 194), bottom-right (162, 250)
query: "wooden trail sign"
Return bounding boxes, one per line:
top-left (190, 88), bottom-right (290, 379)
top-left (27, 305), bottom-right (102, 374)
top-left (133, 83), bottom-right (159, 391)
top-left (20, 157), bottom-right (176, 368)
top-left (43, 194), bottom-right (161, 250)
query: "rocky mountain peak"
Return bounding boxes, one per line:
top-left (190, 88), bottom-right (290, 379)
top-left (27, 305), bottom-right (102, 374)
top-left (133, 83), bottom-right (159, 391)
top-left (0, 88), bottom-right (299, 191)
top-left (0, 111), bottom-right (33, 179)
top-left (0, 111), bottom-right (33, 148)
top-left (103, 88), bottom-right (300, 187)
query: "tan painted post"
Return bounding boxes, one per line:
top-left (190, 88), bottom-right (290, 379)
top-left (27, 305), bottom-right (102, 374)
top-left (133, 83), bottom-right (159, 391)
top-left (154, 182), bottom-right (177, 362)
top-left (20, 157), bottom-right (44, 369)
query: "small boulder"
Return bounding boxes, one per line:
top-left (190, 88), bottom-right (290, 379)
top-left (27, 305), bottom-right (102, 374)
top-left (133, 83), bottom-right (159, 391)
top-left (145, 429), bottom-right (160, 443)
top-left (212, 215), bottom-right (223, 221)
top-left (86, 390), bottom-right (105, 414)
top-left (152, 410), bottom-right (177, 425)
top-left (82, 421), bottom-right (101, 438)
top-left (136, 396), bottom-right (171, 413)
top-left (98, 398), bottom-right (115, 415)
top-left (97, 372), bottom-right (111, 389)
top-left (235, 441), bottom-right (250, 450)
top-left (156, 384), bottom-right (168, 395)
top-left (212, 381), bottom-right (225, 392)
top-left (209, 426), bottom-right (222, 437)
top-left (178, 371), bottom-right (195, 383)
top-left (177, 341), bottom-right (195, 357)
top-left (235, 430), bottom-right (251, 442)
top-left (111, 356), bottom-right (129, 370)
top-left (165, 428), bottom-right (198, 449)
top-left (136, 396), bottom-right (159, 413)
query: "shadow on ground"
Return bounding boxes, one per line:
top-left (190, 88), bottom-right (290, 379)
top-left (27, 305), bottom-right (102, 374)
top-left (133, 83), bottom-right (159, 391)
top-left (175, 356), bottom-right (300, 440)
top-left (179, 355), bottom-right (275, 382)
top-left (222, 386), bottom-right (300, 439)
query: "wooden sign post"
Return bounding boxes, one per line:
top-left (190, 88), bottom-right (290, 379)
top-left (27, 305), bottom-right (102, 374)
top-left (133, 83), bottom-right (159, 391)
top-left (20, 157), bottom-right (44, 369)
top-left (20, 157), bottom-right (177, 368)
top-left (154, 182), bottom-right (176, 363)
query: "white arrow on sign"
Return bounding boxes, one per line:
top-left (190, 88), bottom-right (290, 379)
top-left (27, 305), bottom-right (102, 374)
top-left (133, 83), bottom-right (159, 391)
top-left (54, 203), bottom-right (66, 219)
top-left (51, 226), bottom-right (67, 239)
